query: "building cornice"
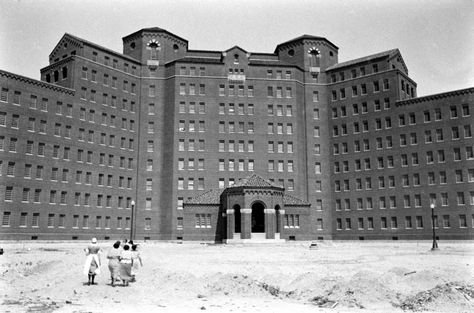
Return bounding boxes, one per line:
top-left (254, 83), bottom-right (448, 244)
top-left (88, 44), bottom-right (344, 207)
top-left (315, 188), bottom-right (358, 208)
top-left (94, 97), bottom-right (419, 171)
top-left (0, 69), bottom-right (75, 95)
top-left (396, 87), bottom-right (474, 106)
top-left (40, 56), bottom-right (75, 73)
top-left (51, 33), bottom-right (141, 65)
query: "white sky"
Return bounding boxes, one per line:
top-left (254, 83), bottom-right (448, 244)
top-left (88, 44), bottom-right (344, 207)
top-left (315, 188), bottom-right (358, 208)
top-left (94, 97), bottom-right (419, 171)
top-left (0, 0), bottom-right (473, 96)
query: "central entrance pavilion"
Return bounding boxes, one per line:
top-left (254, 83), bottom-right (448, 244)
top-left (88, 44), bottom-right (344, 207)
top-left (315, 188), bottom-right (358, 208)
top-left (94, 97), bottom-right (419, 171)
top-left (183, 174), bottom-right (311, 243)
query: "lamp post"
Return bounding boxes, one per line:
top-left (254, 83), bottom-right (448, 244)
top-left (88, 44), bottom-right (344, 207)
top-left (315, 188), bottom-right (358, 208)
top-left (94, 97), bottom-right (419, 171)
top-left (430, 203), bottom-right (438, 250)
top-left (130, 200), bottom-right (135, 241)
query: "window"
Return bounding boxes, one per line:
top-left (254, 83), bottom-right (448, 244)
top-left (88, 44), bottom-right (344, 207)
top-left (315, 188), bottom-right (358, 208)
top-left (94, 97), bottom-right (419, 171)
top-left (373, 81), bottom-right (380, 92)
top-left (6, 162), bottom-right (15, 176)
top-left (2, 212), bottom-right (11, 226)
top-left (457, 192), bottom-right (465, 205)
top-left (450, 106), bottom-right (458, 118)
top-left (312, 91), bottom-right (319, 102)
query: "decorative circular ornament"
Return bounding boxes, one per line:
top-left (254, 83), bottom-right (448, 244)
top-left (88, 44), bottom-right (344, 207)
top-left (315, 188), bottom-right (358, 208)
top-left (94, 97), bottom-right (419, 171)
top-left (308, 47), bottom-right (321, 56)
top-left (147, 39), bottom-right (161, 49)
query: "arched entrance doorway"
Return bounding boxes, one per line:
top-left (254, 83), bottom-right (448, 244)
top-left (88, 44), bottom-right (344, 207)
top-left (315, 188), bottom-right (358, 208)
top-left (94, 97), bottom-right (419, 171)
top-left (233, 204), bottom-right (241, 234)
top-left (251, 202), bottom-right (265, 233)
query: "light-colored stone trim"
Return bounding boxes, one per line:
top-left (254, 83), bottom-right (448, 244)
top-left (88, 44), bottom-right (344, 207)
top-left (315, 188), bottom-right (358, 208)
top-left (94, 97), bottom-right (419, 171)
top-left (226, 209), bottom-right (234, 214)
top-left (264, 209), bottom-right (275, 214)
top-left (241, 208), bottom-right (252, 214)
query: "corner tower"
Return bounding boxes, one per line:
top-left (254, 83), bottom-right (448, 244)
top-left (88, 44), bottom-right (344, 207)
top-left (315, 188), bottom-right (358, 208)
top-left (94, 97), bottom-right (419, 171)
top-left (122, 27), bottom-right (188, 70)
top-left (275, 35), bottom-right (338, 82)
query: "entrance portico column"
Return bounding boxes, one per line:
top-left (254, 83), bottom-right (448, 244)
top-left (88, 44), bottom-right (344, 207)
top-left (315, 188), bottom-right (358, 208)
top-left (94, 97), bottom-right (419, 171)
top-left (226, 209), bottom-right (234, 240)
top-left (241, 208), bottom-right (252, 239)
top-left (278, 209), bottom-right (285, 236)
top-left (264, 208), bottom-right (276, 239)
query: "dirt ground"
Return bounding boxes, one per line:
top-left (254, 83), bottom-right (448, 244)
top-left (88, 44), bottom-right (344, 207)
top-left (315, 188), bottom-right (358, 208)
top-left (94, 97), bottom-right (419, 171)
top-left (1, 240), bottom-right (473, 313)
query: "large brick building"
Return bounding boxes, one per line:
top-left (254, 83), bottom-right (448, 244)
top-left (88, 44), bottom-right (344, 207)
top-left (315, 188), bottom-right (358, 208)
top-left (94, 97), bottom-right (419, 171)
top-left (0, 27), bottom-right (472, 241)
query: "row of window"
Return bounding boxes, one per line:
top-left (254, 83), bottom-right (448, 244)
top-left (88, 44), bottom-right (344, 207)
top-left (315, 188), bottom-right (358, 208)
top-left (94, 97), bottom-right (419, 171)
top-left (1, 106), bottom-right (135, 131)
top-left (333, 125), bottom-right (473, 145)
top-left (4, 187), bottom-right (134, 208)
top-left (0, 103), bottom-right (134, 134)
top-left (333, 146), bottom-right (473, 165)
top-left (194, 214), bottom-right (211, 228)
top-left (178, 101), bottom-right (206, 114)
top-left (331, 80), bottom-right (389, 101)
top-left (334, 170), bottom-right (474, 191)
top-left (215, 178), bottom-right (296, 191)
top-left (218, 84), bottom-right (253, 97)
top-left (332, 98), bottom-right (390, 118)
top-left (334, 152), bottom-right (474, 172)
top-left (217, 159), bottom-right (257, 172)
top-left (179, 66), bottom-right (206, 76)
top-left (267, 160), bottom-right (295, 173)
top-left (81, 66), bottom-right (137, 93)
top-left (266, 69), bottom-right (293, 80)
top-left (217, 121), bottom-right (256, 134)
top-left (0, 135), bottom-right (135, 155)
top-left (178, 120), bottom-right (208, 133)
top-left (268, 141), bottom-right (294, 154)
top-left (217, 103), bottom-right (255, 115)
top-left (400, 79), bottom-right (415, 97)
top-left (266, 104), bottom-right (294, 117)
top-left (44, 66), bottom-right (68, 83)
top-left (193, 214), bottom-right (307, 229)
top-left (332, 102), bottom-right (470, 121)
top-left (177, 158), bottom-right (205, 171)
top-left (0, 155), bottom-right (133, 178)
top-left (89, 50), bottom-right (138, 74)
top-left (217, 140), bottom-right (255, 153)
top-left (80, 88), bottom-right (136, 114)
top-left (330, 64), bottom-right (379, 83)
top-left (1, 212), bottom-right (153, 230)
top-left (0, 87), bottom-right (137, 118)
top-left (178, 83), bottom-right (206, 96)
top-left (334, 191), bottom-right (474, 211)
top-left (335, 214), bottom-right (472, 231)
top-left (267, 86), bottom-right (292, 98)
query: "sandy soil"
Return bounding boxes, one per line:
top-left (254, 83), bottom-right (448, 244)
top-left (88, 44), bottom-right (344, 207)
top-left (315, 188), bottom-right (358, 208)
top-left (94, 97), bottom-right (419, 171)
top-left (1, 240), bottom-right (473, 313)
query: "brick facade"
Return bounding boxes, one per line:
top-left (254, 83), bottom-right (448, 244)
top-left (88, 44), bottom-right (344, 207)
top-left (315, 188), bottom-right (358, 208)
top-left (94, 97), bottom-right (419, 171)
top-left (0, 27), bottom-right (472, 241)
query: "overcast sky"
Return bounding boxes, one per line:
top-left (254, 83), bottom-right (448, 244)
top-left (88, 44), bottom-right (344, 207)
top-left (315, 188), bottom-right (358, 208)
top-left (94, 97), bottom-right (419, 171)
top-left (0, 0), bottom-right (472, 96)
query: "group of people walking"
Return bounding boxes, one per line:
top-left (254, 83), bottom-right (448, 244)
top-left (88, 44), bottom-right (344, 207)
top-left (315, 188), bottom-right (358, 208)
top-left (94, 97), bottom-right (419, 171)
top-left (83, 238), bottom-right (143, 287)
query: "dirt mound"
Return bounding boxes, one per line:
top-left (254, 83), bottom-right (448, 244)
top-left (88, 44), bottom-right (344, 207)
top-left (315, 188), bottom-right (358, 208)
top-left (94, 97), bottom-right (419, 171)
top-left (206, 273), bottom-right (282, 298)
top-left (397, 282), bottom-right (474, 312)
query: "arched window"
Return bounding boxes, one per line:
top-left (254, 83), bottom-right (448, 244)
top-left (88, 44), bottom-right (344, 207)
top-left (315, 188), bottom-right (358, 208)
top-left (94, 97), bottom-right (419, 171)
top-left (308, 48), bottom-right (321, 67)
top-left (53, 70), bottom-right (59, 82)
top-left (147, 39), bottom-right (160, 60)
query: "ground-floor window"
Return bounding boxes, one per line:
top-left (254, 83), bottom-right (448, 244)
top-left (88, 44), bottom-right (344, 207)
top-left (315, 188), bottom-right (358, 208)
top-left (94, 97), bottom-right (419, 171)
top-left (195, 214), bottom-right (211, 228)
top-left (284, 214), bottom-right (299, 228)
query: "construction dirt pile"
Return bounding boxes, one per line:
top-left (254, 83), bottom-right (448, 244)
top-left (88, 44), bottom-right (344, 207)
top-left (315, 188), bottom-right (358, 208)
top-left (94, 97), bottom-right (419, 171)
top-left (1, 241), bottom-right (473, 313)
